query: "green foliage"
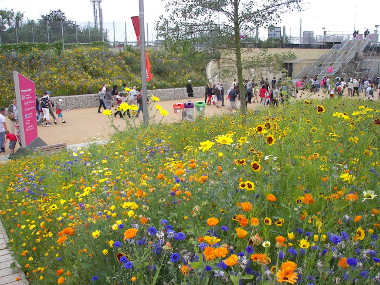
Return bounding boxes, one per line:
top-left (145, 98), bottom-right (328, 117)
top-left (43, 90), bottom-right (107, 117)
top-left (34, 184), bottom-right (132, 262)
top-left (0, 98), bottom-right (379, 284)
top-left (0, 45), bottom-right (210, 107)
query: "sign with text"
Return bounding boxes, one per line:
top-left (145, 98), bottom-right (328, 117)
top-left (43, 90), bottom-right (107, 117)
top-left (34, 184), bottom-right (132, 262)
top-left (13, 71), bottom-right (38, 147)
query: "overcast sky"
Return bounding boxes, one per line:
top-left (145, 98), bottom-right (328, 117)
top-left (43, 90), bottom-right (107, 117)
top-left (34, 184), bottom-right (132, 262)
top-left (2, 0), bottom-right (379, 42)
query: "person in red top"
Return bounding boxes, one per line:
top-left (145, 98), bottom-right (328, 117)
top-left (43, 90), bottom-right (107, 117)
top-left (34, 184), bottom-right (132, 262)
top-left (5, 130), bottom-right (18, 158)
top-left (259, 85), bottom-right (267, 106)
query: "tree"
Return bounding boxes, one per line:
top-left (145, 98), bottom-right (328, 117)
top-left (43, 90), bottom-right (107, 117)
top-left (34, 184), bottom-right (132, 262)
top-left (157, 0), bottom-right (304, 115)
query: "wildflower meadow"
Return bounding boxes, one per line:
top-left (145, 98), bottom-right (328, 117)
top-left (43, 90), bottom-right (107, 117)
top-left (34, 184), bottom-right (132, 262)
top-left (0, 97), bottom-right (379, 284)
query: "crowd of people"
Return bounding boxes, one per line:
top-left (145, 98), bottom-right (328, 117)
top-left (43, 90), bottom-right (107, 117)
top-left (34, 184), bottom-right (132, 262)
top-left (97, 84), bottom-right (145, 118)
top-left (203, 77), bottom-right (297, 112)
top-left (305, 75), bottom-right (379, 100)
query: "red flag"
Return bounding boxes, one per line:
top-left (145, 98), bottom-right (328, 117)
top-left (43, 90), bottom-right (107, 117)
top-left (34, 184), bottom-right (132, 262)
top-left (131, 16), bottom-right (153, 81)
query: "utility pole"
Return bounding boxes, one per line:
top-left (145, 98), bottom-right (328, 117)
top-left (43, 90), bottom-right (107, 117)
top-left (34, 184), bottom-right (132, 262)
top-left (139, 0), bottom-right (148, 126)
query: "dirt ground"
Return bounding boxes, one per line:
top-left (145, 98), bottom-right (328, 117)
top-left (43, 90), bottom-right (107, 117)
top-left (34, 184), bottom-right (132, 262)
top-left (2, 96), bottom-right (259, 155)
top-left (3, 90), bottom-right (374, 156)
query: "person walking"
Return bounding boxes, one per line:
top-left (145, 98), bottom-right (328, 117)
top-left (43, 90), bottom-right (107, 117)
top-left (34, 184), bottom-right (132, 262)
top-left (7, 99), bottom-right (18, 133)
top-left (104, 88), bottom-right (113, 110)
top-left (56, 99), bottom-right (66, 123)
top-left (40, 92), bottom-right (51, 126)
top-left (46, 91), bottom-right (57, 124)
top-left (4, 130), bottom-right (18, 159)
top-left (98, 87), bottom-right (106, 113)
top-left (0, 107), bottom-right (8, 153)
top-left (186, 80), bottom-right (194, 99)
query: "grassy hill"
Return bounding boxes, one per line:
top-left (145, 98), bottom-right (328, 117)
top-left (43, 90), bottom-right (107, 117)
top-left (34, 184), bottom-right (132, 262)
top-left (0, 44), bottom-right (211, 107)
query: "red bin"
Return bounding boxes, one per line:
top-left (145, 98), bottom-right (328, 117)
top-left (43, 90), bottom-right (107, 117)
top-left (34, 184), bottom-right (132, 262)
top-left (173, 103), bottom-right (184, 113)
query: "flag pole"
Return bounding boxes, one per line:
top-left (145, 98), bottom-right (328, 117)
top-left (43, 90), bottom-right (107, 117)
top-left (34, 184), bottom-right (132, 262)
top-left (139, 0), bottom-right (149, 125)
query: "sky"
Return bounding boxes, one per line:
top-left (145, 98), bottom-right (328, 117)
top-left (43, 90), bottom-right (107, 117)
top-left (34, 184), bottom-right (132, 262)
top-left (2, 0), bottom-right (379, 43)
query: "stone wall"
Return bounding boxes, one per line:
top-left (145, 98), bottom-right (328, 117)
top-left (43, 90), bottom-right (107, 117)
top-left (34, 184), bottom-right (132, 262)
top-left (51, 87), bottom-right (204, 110)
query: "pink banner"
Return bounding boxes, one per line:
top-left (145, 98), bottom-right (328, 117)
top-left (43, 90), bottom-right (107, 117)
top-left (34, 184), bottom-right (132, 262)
top-left (296, 81), bottom-right (302, 88)
top-left (14, 72), bottom-right (38, 147)
top-left (327, 66), bottom-right (333, 73)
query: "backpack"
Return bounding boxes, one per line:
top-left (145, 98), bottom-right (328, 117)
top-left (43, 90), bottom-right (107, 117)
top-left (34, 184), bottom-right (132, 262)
top-left (40, 97), bottom-right (49, 108)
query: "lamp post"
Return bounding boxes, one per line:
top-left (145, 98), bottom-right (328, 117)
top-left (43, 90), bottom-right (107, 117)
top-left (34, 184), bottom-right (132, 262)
top-left (322, 27), bottom-right (325, 45)
top-left (139, 0), bottom-right (149, 125)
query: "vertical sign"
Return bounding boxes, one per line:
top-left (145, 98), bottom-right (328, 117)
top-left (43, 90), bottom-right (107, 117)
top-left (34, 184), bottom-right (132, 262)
top-left (13, 71), bottom-right (38, 147)
top-left (131, 16), bottom-right (153, 82)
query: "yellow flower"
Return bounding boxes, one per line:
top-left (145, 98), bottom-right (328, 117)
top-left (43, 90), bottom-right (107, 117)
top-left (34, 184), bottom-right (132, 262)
top-left (199, 140), bottom-right (215, 152)
top-left (151, 95), bottom-right (160, 102)
top-left (130, 104), bottom-right (138, 111)
top-left (102, 249), bottom-right (109, 255)
top-left (92, 230), bottom-right (100, 239)
top-left (103, 110), bottom-right (113, 116)
top-left (119, 102), bottom-right (130, 111)
top-left (287, 232), bottom-right (295, 240)
top-left (155, 104), bottom-right (162, 110)
top-left (215, 134), bottom-right (233, 145)
top-left (340, 173), bottom-right (354, 183)
top-left (203, 236), bottom-right (221, 245)
top-left (299, 239), bottom-right (310, 249)
top-left (348, 137), bottom-right (359, 144)
top-left (160, 109), bottom-right (169, 116)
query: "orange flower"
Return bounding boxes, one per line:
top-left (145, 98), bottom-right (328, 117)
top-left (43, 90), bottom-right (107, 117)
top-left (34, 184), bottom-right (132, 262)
top-left (56, 269), bottom-right (64, 275)
top-left (57, 236), bottom-right (68, 244)
top-left (303, 194), bottom-right (314, 204)
top-left (281, 261), bottom-right (297, 272)
top-left (250, 253), bottom-right (271, 264)
top-left (276, 269), bottom-right (298, 284)
top-left (180, 265), bottom-right (190, 275)
top-left (250, 217), bottom-right (260, 226)
top-left (236, 227), bottom-right (248, 238)
top-left (371, 209), bottom-right (379, 215)
top-left (354, 215), bottom-right (362, 222)
top-left (275, 236), bottom-right (286, 245)
top-left (240, 202), bottom-right (253, 212)
top-left (338, 257), bottom-right (348, 269)
top-left (57, 277), bottom-right (65, 284)
top-left (203, 247), bottom-right (216, 260)
top-left (123, 228), bottom-right (138, 240)
top-left (207, 217), bottom-right (219, 226)
top-left (156, 173), bottom-right (164, 179)
top-left (61, 227), bottom-right (75, 235)
top-left (345, 193), bottom-right (359, 201)
top-left (266, 194), bottom-right (277, 202)
top-left (214, 247), bottom-right (228, 258)
top-left (224, 254), bottom-right (239, 266)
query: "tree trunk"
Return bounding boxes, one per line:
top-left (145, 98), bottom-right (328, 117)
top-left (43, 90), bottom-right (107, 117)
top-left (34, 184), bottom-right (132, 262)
top-left (233, 0), bottom-right (246, 116)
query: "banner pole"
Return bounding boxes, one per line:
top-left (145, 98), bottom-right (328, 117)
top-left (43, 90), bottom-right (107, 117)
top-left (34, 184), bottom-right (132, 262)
top-left (139, 0), bottom-right (149, 126)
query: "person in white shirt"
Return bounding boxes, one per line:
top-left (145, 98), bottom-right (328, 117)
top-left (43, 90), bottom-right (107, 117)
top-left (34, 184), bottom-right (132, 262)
top-left (353, 78), bottom-right (359, 96)
top-left (129, 86), bottom-right (138, 105)
top-left (0, 107), bottom-right (8, 153)
top-left (347, 80), bottom-right (354, 96)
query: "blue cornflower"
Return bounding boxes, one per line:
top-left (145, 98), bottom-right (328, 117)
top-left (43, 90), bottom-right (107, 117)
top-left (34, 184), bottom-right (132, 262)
top-left (373, 257), bottom-right (380, 263)
top-left (119, 256), bottom-right (128, 263)
top-left (198, 242), bottom-right (207, 250)
top-left (329, 234), bottom-right (342, 244)
top-left (220, 226), bottom-right (228, 231)
top-left (165, 225), bottom-right (173, 231)
top-left (205, 265), bottom-right (213, 271)
top-left (216, 261), bottom-right (228, 270)
top-left (366, 250), bottom-right (376, 256)
top-left (153, 246), bottom-right (163, 255)
top-left (321, 249), bottom-right (328, 256)
top-left (113, 241), bottom-right (122, 248)
top-left (238, 252), bottom-right (245, 257)
top-left (245, 246), bottom-right (254, 254)
top-left (371, 234), bottom-right (378, 240)
top-left (148, 227), bottom-right (157, 235)
top-left (340, 231), bottom-right (349, 240)
top-left (245, 267), bottom-right (254, 274)
top-left (118, 224), bottom-right (124, 229)
top-left (288, 247), bottom-right (297, 256)
top-left (170, 253), bottom-right (181, 263)
top-left (305, 231), bottom-right (312, 237)
top-left (123, 261), bottom-right (133, 269)
top-left (299, 249), bottom-right (306, 254)
top-left (296, 228), bottom-right (303, 234)
top-left (174, 232), bottom-right (186, 241)
top-left (91, 276), bottom-right (98, 281)
top-left (137, 238), bottom-right (147, 246)
top-left (355, 248), bottom-right (361, 255)
top-left (278, 251), bottom-right (285, 259)
top-left (166, 230), bottom-right (175, 238)
top-left (360, 271), bottom-right (369, 278)
top-left (347, 257), bottom-right (357, 266)
top-left (343, 273), bottom-right (349, 280)
top-left (161, 219), bottom-right (168, 225)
